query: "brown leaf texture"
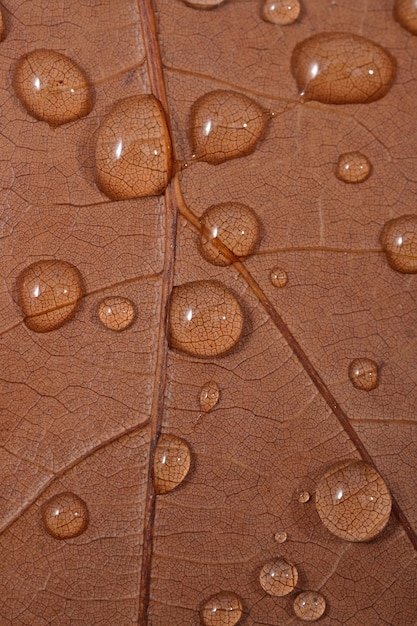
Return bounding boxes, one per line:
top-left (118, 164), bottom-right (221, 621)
top-left (0, 0), bottom-right (416, 624)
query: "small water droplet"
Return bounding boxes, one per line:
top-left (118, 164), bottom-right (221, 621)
top-left (17, 260), bottom-right (84, 333)
top-left (270, 268), bottom-right (288, 288)
top-left (380, 214), bottom-right (417, 273)
top-left (13, 49), bottom-right (92, 126)
top-left (261, 0), bottom-right (301, 25)
top-left (259, 558), bottom-right (298, 596)
top-left (168, 281), bottom-right (244, 358)
top-left (95, 95), bottom-right (172, 200)
top-left (315, 460), bottom-right (392, 542)
top-left (293, 591), bottom-right (326, 622)
top-left (291, 33), bottom-right (396, 104)
top-left (199, 203), bottom-right (260, 266)
top-left (182, 0), bottom-right (225, 7)
top-left (394, 0), bottom-right (417, 35)
top-left (154, 434), bottom-right (191, 495)
top-left (190, 90), bottom-right (269, 164)
top-left (348, 358), bottom-right (379, 391)
top-left (298, 490), bottom-right (310, 503)
top-left (274, 530), bottom-right (288, 543)
top-left (97, 296), bottom-right (135, 331)
top-left (41, 492), bottom-right (89, 539)
top-left (200, 591), bottom-right (243, 626)
top-left (335, 152), bottom-right (372, 184)
top-left (199, 381), bottom-right (221, 413)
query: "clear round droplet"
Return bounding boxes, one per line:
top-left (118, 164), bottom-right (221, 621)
top-left (13, 49), bottom-right (92, 126)
top-left (168, 280), bottom-right (244, 358)
top-left (259, 558), bottom-right (298, 596)
top-left (41, 492), bottom-right (89, 540)
top-left (348, 358), bottom-right (379, 391)
top-left (270, 268), bottom-right (288, 288)
top-left (298, 490), bottom-right (311, 503)
top-left (394, 0), bottom-right (417, 35)
top-left (335, 152), bottom-right (372, 184)
top-left (380, 214), bottom-right (417, 273)
top-left (153, 434), bottom-right (191, 495)
top-left (261, 0), bottom-right (301, 25)
top-left (200, 591), bottom-right (243, 626)
top-left (199, 381), bottom-right (221, 413)
top-left (274, 531), bottom-right (288, 543)
top-left (17, 260), bottom-right (84, 333)
top-left (293, 591), bottom-right (326, 622)
top-left (315, 460), bottom-right (392, 542)
top-left (98, 296), bottom-right (135, 331)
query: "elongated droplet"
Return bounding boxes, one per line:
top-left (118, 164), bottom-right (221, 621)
top-left (154, 434), bottom-right (191, 495)
top-left (270, 268), bottom-right (288, 288)
top-left (95, 95), bottom-right (172, 200)
top-left (190, 90), bottom-right (269, 164)
top-left (335, 152), bottom-right (372, 184)
top-left (262, 0), bottom-right (300, 25)
top-left (293, 591), bottom-right (326, 622)
top-left (348, 358), bottom-right (379, 391)
top-left (291, 33), bottom-right (396, 104)
top-left (168, 281), bottom-right (244, 358)
top-left (274, 530), bottom-right (288, 543)
top-left (259, 558), bottom-right (298, 596)
top-left (18, 260), bottom-right (84, 333)
top-left (41, 492), bottom-right (89, 539)
top-left (13, 49), bottom-right (92, 126)
top-left (394, 0), bottom-right (417, 34)
top-left (98, 296), bottom-right (135, 331)
top-left (182, 0), bottom-right (225, 7)
top-left (298, 489), bottom-right (310, 503)
top-left (201, 591), bottom-right (243, 626)
top-left (200, 203), bottom-right (260, 266)
top-left (200, 381), bottom-right (220, 413)
top-left (380, 214), bottom-right (417, 273)
top-left (315, 460), bottom-right (392, 542)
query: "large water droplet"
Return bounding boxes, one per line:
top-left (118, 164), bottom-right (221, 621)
top-left (259, 558), bottom-right (298, 596)
top-left (154, 434), bottom-right (191, 495)
top-left (394, 0), bottom-right (417, 35)
top-left (182, 0), bottom-right (225, 7)
top-left (200, 591), bottom-right (243, 626)
top-left (199, 203), bottom-right (260, 266)
top-left (315, 460), bottom-right (392, 542)
top-left (168, 281), bottom-right (244, 358)
top-left (13, 49), bottom-right (92, 126)
top-left (293, 591), bottom-right (326, 622)
top-left (41, 492), bottom-right (89, 539)
top-left (270, 267), bottom-right (288, 288)
top-left (190, 90), bottom-right (269, 164)
top-left (348, 358), bottom-right (379, 391)
top-left (380, 214), bottom-right (417, 273)
top-left (291, 33), bottom-right (396, 104)
top-left (95, 95), bottom-right (172, 200)
top-left (98, 296), bottom-right (135, 331)
top-left (17, 260), bottom-right (84, 333)
top-left (261, 0), bottom-right (300, 25)
top-left (335, 152), bottom-right (372, 184)
top-left (200, 380), bottom-right (220, 413)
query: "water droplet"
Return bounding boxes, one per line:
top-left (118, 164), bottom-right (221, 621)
top-left (394, 0), bottom-right (417, 35)
top-left (274, 530), bottom-right (288, 543)
top-left (154, 434), bottom-right (191, 495)
top-left (13, 49), bottom-right (92, 126)
top-left (261, 0), bottom-right (301, 25)
top-left (199, 381), bottom-right (221, 413)
top-left (348, 358), bottom-right (379, 391)
top-left (41, 492), bottom-right (89, 539)
top-left (199, 203), bottom-right (260, 266)
top-left (200, 591), bottom-right (243, 626)
top-left (335, 152), bottom-right (372, 184)
top-left (259, 558), bottom-right (298, 596)
top-left (293, 591), bottom-right (326, 622)
top-left (291, 33), bottom-right (396, 104)
top-left (315, 460), bottom-right (392, 542)
top-left (298, 490), bottom-right (311, 503)
top-left (17, 260), bottom-right (84, 333)
top-left (380, 214), bottom-right (417, 273)
top-left (182, 0), bottom-right (225, 7)
top-left (97, 296), bottom-right (135, 331)
top-left (270, 268), bottom-right (288, 288)
top-left (190, 90), bottom-right (269, 164)
top-left (168, 281), bottom-right (244, 358)
top-left (95, 95), bottom-right (172, 200)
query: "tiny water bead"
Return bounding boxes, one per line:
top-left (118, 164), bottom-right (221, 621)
top-left (153, 434), bottom-right (191, 495)
top-left (17, 260), bottom-right (84, 333)
top-left (274, 530), bottom-right (288, 543)
top-left (298, 490), bottom-right (311, 503)
top-left (200, 591), bottom-right (243, 626)
top-left (335, 152), bottom-right (372, 184)
top-left (293, 591), bottom-right (326, 622)
top-left (259, 558), bottom-right (298, 596)
top-left (97, 296), bottom-right (135, 331)
top-left (168, 281), bottom-right (244, 358)
top-left (190, 90), bottom-right (269, 165)
top-left (199, 202), bottom-right (260, 266)
top-left (41, 492), bottom-right (89, 540)
top-left (13, 49), bottom-right (92, 126)
top-left (394, 0), bottom-right (417, 35)
top-left (270, 268), bottom-right (288, 288)
top-left (348, 358), bottom-right (379, 391)
top-left (315, 460), bottom-right (392, 542)
top-left (291, 33), bottom-right (396, 104)
top-left (380, 214), bottom-right (417, 273)
top-left (261, 0), bottom-right (301, 25)
top-left (182, 0), bottom-right (225, 7)
top-left (95, 95), bottom-right (172, 200)
top-left (199, 380), bottom-right (220, 413)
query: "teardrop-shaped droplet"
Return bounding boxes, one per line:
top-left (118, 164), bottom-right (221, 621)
top-left (182, 0), bottom-right (225, 7)
top-left (17, 260), bottom-right (84, 333)
top-left (274, 530), bottom-right (288, 543)
top-left (199, 203), bottom-right (260, 266)
top-left (394, 0), bottom-right (417, 35)
top-left (168, 281), bottom-right (244, 358)
top-left (13, 49), bottom-right (92, 126)
top-left (98, 296), bottom-right (135, 331)
top-left (291, 33), bottom-right (396, 104)
top-left (261, 0), bottom-right (300, 25)
top-left (293, 591), bottom-right (326, 622)
top-left (335, 152), bottom-right (372, 184)
top-left (200, 381), bottom-right (221, 413)
top-left (200, 591), bottom-right (243, 626)
top-left (154, 434), bottom-right (191, 495)
top-left (95, 95), bottom-right (172, 200)
top-left (270, 268), bottom-right (288, 288)
top-left (259, 558), bottom-right (298, 596)
top-left (380, 214), bottom-right (417, 273)
top-left (298, 489), bottom-right (311, 503)
top-left (190, 90), bottom-right (269, 165)
top-left (348, 358), bottom-right (379, 391)
top-left (41, 492), bottom-right (89, 539)
top-left (315, 460), bottom-right (392, 542)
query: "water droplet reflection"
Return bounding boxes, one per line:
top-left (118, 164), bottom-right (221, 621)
top-left (200, 381), bottom-right (221, 413)
top-left (261, 0), bottom-right (300, 25)
top-left (41, 492), bottom-right (89, 539)
top-left (98, 296), bottom-right (135, 331)
top-left (154, 434), bottom-right (191, 494)
top-left (348, 358), bottom-right (379, 391)
top-left (200, 591), bottom-right (243, 626)
top-left (335, 152), bottom-right (372, 184)
top-left (293, 590), bottom-right (326, 621)
top-left (380, 214), bottom-right (417, 273)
